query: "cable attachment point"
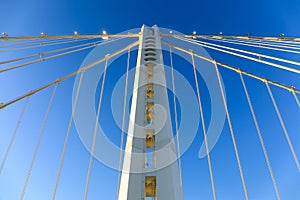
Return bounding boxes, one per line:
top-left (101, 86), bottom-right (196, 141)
top-left (258, 55), bottom-right (262, 60)
top-left (40, 32), bottom-right (46, 38)
top-left (192, 31), bottom-right (197, 39)
top-left (39, 53), bottom-right (45, 61)
top-left (262, 78), bottom-right (268, 83)
top-left (1, 32), bottom-right (8, 39)
top-left (290, 86), bottom-right (296, 93)
top-left (247, 33), bottom-right (252, 39)
top-left (54, 79), bottom-right (61, 85)
top-left (102, 30), bottom-right (109, 40)
top-left (189, 49), bottom-right (194, 56)
top-left (279, 33), bottom-right (285, 40)
top-left (219, 32), bottom-right (223, 39)
top-left (80, 67), bottom-right (87, 73)
top-left (74, 31), bottom-right (79, 37)
top-left (213, 60), bottom-right (217, 66)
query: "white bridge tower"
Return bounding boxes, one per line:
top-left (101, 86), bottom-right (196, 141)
top-left (117, 25), bottom-right (184, 200)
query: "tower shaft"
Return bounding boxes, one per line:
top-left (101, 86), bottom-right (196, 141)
top-left (118, 25), bottom-right (183, 200)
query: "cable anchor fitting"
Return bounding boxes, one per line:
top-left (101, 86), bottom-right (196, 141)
top-left (105, 54), bottom-right (110, 60)
top-left (262, 78), bottom-right (268, 83)
top-left (39, 53), bottom-right (45, 61)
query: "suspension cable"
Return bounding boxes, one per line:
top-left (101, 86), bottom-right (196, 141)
top-left (0, 54), bottom-right (39, 65)
top-left (0, 40), bottom-right (139, 110)
top-left (0, 38), bottom-right (92, 52)
top-left (0, 38), bottom-right (71, 50)
top-left (161, 40), bottom-right (300, 95)
top-left (20, 38), bottom-right (87, 47)
top-left (0, 43), bottom-right (97, 73)
top-left (0, 34), bottom-right (139, 41)
top-left (194, 35), bottom-right (300, 50)
top-left (186, 36), bottom-right (300, 62)
top-left (170, 47), bottom-right (184, 189)
top-left (198, 37), bottom-right (300, 55)
top-left (265, 83), bottom-right (300, 172)
top-left (0, 39), bottom-right (104, 65)
top-left (51, 72), bottom-right (84, 200)
top-left (116, 49), bottom-right (131, 199)
top-left (175, 37), bottom-right (300, 75)
top-left (0, 40), bottom-right (98, 73)
top-left (179, 36), bottom-right (300, 67)
top-left (224, 38), bottom-right (300, 51)
top-left (0, 37), bottom-right (126, 73)
top-left (183, 34), bottom-right (300, 43)
top-left (239, 73), bottom-right (280, 199)
top-left (84, 57), bottom-right (109, 200)
top-left (291, 90), bottom-right (300, 108)
top-left (0, 38), bottom-right (66, 48)
top-left (20, 84), bottom-right (58, 200)
top-left (190, 52), bottom-right (216, 200)
top-left (0, 97), bottom-right (30, 174)
top-left (214, 63), bottom-right (249, 199)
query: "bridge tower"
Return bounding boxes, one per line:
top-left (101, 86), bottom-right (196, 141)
top-left (117, 25), bottom-right (184, 200)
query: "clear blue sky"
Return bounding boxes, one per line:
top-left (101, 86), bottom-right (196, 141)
top-left (0, 0), bottom-right (300, 199)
